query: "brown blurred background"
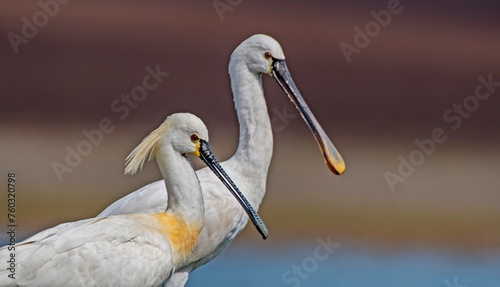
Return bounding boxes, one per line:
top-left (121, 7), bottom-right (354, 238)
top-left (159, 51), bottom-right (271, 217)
top-left (1, 0), bottom-right (499, 252)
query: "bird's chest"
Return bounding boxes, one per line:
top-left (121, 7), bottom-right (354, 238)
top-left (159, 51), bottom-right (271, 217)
top-left (153, 213), bottom-right (202, 266)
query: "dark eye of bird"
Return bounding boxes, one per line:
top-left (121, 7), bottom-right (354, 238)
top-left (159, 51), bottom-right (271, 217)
top-left (264, 52), bottom-right (272, 59)
top-left (191, 134), bottom-right (199, 142)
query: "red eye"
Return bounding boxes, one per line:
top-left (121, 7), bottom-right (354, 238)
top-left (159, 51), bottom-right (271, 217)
top-left (190, 134), bottom-right (199, 142)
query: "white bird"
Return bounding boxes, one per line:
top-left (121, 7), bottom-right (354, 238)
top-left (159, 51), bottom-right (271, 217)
top-left (0, 113), bottom-right (266, 287)
top-left (98, 34), bottom-right (346, 286)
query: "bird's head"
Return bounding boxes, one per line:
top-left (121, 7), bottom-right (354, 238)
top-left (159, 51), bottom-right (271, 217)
top-left (229, 34), bottom-right (285, 76)
top-left (124, 113), bottom-right (208, 175)
top-left (162, 113), bottom-right (209, 157)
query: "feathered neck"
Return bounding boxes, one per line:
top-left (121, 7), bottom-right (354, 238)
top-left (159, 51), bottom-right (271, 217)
top-left (226, 59), bottom-right (273, 208)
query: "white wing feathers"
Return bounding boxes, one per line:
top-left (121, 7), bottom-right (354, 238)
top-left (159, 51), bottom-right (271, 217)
top-left (1, 215), bottom-right (174, 287)
top-left (98, 180), bottom-right (167, 216)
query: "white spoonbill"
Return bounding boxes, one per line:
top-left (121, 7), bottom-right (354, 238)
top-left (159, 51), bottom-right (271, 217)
top-left (99, 34), bottom-right (346, 286)
top-left (0, 113), bottom-right (266, 287)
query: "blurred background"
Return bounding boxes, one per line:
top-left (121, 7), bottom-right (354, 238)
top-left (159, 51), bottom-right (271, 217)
top-left (1, 1), bottom-right (500, 286)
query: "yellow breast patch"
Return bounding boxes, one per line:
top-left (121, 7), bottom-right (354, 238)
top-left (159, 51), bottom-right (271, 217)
top-left (153, 213), bottom-right (201, 264)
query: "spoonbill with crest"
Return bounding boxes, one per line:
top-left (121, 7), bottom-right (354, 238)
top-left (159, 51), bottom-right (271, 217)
top-left (0, 113), bottom-right (266, 287)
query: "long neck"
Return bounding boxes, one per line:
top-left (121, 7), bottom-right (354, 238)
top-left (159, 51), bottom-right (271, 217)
top-left (227, 61), bottom-right (273, 207)
top-left (155, 145), bottom-right (204, 224)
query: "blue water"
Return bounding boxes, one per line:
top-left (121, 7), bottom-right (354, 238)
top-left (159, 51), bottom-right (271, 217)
top-left (186, 242), bottom-right (500, 287)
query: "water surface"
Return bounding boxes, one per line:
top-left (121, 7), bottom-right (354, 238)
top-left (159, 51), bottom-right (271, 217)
top-left (187, 242), bottom-right (500, 287)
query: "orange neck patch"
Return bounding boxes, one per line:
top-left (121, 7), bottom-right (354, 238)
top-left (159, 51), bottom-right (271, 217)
top-left (153, 213), bottom-right (201, 264)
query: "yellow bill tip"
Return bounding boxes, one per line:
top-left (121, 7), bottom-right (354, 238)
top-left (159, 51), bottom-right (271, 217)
top-left (322, 139), bottom-right (346, 175)
top-left (326, 158), bottom-right (346, 175)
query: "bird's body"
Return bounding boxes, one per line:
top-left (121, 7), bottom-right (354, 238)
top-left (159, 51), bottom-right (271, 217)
top-left (2, 215), bottom-right (176, 286)
top-left (0, 113), bottom-right (262, 287)
top-left (99, 34), bottom-right (345, 286)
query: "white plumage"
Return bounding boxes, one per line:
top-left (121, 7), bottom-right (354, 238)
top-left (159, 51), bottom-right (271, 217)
top-left (98, 34), bottom-right (346, 286)
top-left (0, 113), bottom-right (261, 287)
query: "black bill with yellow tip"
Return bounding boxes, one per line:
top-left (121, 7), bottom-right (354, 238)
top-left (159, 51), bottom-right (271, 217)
top-left (198, 139), bottom-right (269, 240)
top-left (272, 59), bottom-right (346, 175)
